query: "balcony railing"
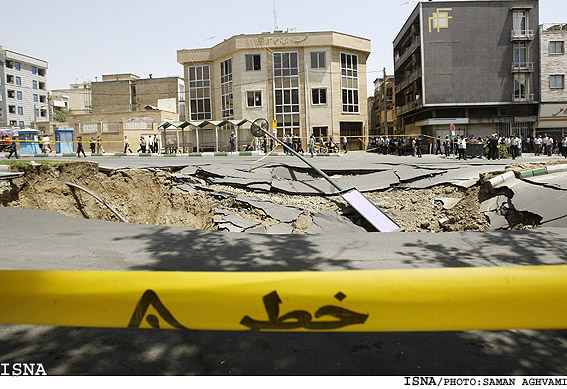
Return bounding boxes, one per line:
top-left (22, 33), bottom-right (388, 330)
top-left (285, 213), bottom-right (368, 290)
top-left (512, 93), bottom-right (534, 103)
top-left (511, 62), bottom-right (534, 72)
top-left (394, 37), bottom-right (420, 69)
top-left (395, 67), bottom-right (422, 94)
top-left (511, 30), bottom-right (535, 40)
top-left (395, 98), bottom-right (423, 115)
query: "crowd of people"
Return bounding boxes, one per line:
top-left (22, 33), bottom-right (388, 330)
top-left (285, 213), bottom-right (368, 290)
top-left (368, 133), bottom-right (567, 159)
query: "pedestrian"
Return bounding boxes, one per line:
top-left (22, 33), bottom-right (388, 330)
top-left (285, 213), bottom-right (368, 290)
top-left (458, 136), bottom-right (467, 160)
top-left (96, 136), bottom-right (105, 153)
top-left (137, 136), bottom-right (146, 153)
top-left (89, 137), bottom-right (96, 153)
top-left (6, 137), bottom-right (19, 159)
top-left (42, 134), bottom-right (51, 153)
top-left (76, 136), bottom-right (86, 158)
top-left (510, 135), bottom-right (520, 160)
top-left (262, 135), bottom-right (267, 153)
top-left (398, 137), bottom-right (403, 156)
top-left (562, 137), bottom-right (567, 158)
top-left (416, 136), bottom-right (423, 158)
top-left (229, 132), bottom-right (236, 152)
top-left (545, 134), bottom-right (553, 157)
top-left (153, 136), bottom-right (159, 154)
top-left (534, 135), bottom-right (542, 156)
top-left (124, 136), bottom-right (133, 153)
top-left (487, 134), bottom-right (499, 160)
top-left (435, 138), bottom-right (442, 155)
top-left (342, 136), bottom-right (348, 153)
top-left (309, 134), bottom-right (315, 157)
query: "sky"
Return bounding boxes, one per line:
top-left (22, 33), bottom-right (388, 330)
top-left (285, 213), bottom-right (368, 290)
top-left (3, 0), bottom-right (567, 97)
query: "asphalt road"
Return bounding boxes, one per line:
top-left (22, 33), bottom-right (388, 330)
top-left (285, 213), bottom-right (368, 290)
top-left (1, 153), bottom-right (567, 376)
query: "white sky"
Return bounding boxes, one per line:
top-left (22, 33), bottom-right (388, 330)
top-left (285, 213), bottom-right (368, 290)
top-left (3, 0), bottom-right (566, 96)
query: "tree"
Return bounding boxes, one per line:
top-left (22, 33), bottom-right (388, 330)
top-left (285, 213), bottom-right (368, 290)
top-left (54, 109), bottom-right (71, 123)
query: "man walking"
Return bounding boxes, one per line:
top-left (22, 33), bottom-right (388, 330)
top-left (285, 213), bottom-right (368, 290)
top-left (76, 136), bottom-right (86, 158)
top-left (7, 137), bottom-right (19, 159)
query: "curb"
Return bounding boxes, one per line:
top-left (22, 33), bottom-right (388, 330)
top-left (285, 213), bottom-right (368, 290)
top-left (519, 164), bottom-right (567, 178)
top-left (488, 171), bottom-right (515, 190)
top-left (6, 151), bottom-right (343, 159)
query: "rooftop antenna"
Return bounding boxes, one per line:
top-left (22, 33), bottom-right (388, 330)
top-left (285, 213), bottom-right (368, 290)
top-left (204, 36), bottom-right (215, 46)
top-left (273, 0), bottom-right (279, 31)
top-left (401, 1), bottom-right (409, 16)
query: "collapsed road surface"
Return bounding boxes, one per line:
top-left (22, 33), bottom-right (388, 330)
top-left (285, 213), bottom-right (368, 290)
top-left (1, 155), bottom-right (566, 232)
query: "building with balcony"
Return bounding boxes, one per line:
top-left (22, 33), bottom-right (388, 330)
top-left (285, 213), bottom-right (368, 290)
top-left (51, 82), bottom-right (93, 115)
top-left (369, 75), bottom-right (396, 136)
top-left (177, 30), bottom-right (371, 151)
top-left (537, 23), bottom-right (567, 137)
top-left (0, 46), bottom-right (49, 128)
top-left (393, 1), bottom-right (539, 139)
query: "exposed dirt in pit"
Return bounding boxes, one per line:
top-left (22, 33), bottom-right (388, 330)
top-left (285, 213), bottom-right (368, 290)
top-left (1, 160), bottom-right (565, 233)
top-left (1, 163), bottom-right (217, 230)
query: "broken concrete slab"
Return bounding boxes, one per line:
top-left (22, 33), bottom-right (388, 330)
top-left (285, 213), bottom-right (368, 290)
top-left (402, 166), bottom-right (493, 189)
top-left (479, 195), bottom-right (509, 213)
top-left (393, 165), bottom-right (446, 183)
top-left (216, 222), bottom-right (245, 233)
top-left (523, 172), bottom-right (567, 191)
top-left (271, 166), bottom-right (314, 181)
top-left (174, 183), bottom-right (196, 192)
top-left (222, 213), bottom-right (258, 230)
top-left (305, 210), bottom-right (367, 235)
top-left (485, 211), bottom-right (509, 230)
top-left (498, 178), bottom-right (567, 228)
top-left (235, 195), bottom-right (303, 223)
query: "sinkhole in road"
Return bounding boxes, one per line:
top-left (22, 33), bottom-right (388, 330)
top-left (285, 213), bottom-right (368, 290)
top-left (0, 161), bottom-right (544, 233)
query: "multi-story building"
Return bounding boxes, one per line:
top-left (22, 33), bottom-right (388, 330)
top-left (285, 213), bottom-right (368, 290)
top-left (537, 23), bottom-right (567, 137)
top-left (61, 74), bottom-right (183, 152)
top-left (91, 74), bottom-right (185, 119)
top-left (177, 30), bottom-right (371, 150)
top-left (369, 75), bottom-right (396, 136)
top-left (51, 82), bottom-right (92, 115)
top-left (393, 0), bottom-right (539, 139)
top-left (0, 46), bottom-right (49, 128)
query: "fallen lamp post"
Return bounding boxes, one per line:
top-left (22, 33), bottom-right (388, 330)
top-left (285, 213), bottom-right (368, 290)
top-left (250, 118), bottom-right (403, 232)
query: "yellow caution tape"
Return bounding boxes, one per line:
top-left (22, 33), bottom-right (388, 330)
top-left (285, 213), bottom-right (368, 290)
top-left (1, 266), bottom-right (566, 332)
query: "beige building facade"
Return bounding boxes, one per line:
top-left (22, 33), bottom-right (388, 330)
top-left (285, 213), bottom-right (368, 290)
top-left (177, 31), bottom-right (370, 150)
top-left (538, 23), bottom-right (567, 137)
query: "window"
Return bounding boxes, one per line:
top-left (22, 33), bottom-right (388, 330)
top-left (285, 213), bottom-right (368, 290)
top-left (7, 90), bottom-right (15, 98)
top-left (32, 80), bottom-right (38, 89)
top-left (220, 58), bottom-right (234, 119)
top-left (14, 62), bottom-right (20, 71)
top-left (246, 91), bottom-right (262, 107)
top-left (312, 88), bottom-right (327, 105)
top-left (550, 41), bottom-right (565, 55)
top-left (273, 52), bottom-right (301, 138)
top-left (513, 42), bottom-right (528, 66)
top-left (514, 73), bottom-right (528, 99)
top-left (17, 107), bottom-right (23, 115)
top-left (31, 66), bottom-right (37, 75)
top-left (33, 94), bottom-right (38, 102)
top-left (550, 75), bottom-right (565, 89)
top-left (312, 126), bottom-right (328, 138)
top-left (245, 54), bottom-right (261, 71)
top-left (40, 109), bottom-right (47, 117)
top-left (6, 75), bottom-right (14, 84)
top-left (188, 65), bottom-right (212, 121)
top-left (6, 60), bottom-right (13, 68)
top-left (39, 95), bottom-right (47, 103)
top-left (512, 10), bottom-right (527, 34)
top-left (38, 68), bottom-right (46, 77)
top-left (8, 105), bottom-right (16, 114)
top-left (18, 121), bottom-right (24, 128)
top-left (341, 52), bottom-right (359, 113)
top-left (311, 52), bottom-right (326, 68)
top-left (16, 91), bottom-right (22, 100)
top-left (15, 76), bottom-right (21, 85)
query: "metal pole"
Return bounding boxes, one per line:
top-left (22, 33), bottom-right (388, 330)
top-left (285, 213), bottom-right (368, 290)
top-left (259, 128), bottom-right (345, 193)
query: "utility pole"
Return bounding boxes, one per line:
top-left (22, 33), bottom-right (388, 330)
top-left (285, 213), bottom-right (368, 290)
top-left (383, 68), bottom-right (388, 136)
